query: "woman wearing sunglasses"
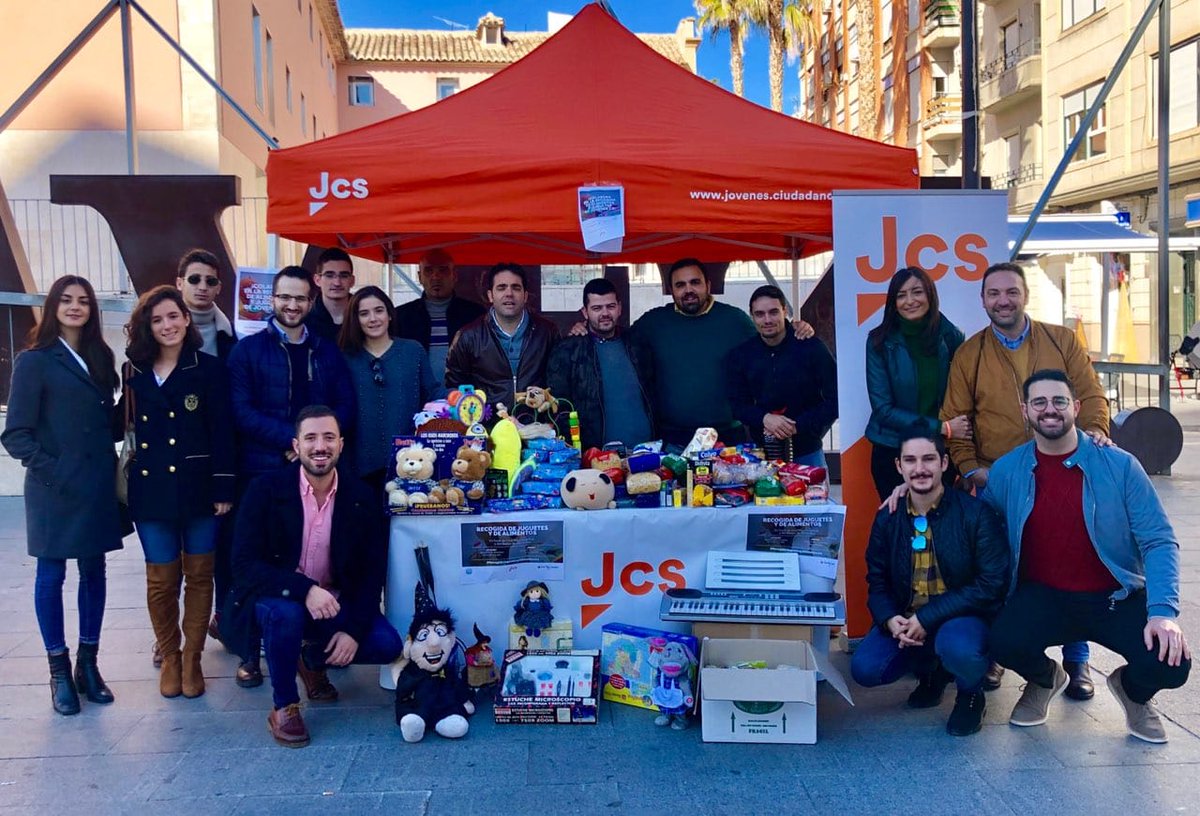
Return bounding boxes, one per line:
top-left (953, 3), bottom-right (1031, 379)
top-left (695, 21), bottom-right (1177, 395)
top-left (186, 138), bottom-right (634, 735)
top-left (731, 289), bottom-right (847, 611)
top-left (865, 267), bottom-right (971, 500)
top-left (121, 286), bottom-right (235, 699)
top-left (340, 286), bottom-right (443, 496)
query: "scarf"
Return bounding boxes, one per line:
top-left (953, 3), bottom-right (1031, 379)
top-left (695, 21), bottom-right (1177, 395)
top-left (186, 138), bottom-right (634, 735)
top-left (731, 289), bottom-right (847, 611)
top-left (191, 305), bottom-right (234, 357)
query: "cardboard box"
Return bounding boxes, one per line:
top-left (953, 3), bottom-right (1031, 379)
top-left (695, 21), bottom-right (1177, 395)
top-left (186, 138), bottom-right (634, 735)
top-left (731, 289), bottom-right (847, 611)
top-left (699, 638), bottom-right (852, 745)
top-left (691, 622), bottom-right (814, 643)
top-left (508, 617), bottom-right (574, 651)
top-left (494, 650), bottom-right (600, 725)
top-left (600, 623), bottom-right (698, 711)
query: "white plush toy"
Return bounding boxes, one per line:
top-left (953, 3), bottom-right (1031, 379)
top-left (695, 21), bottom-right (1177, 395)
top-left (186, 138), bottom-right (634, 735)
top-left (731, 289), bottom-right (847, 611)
top-left (560, 469), bottom-right (617, 510)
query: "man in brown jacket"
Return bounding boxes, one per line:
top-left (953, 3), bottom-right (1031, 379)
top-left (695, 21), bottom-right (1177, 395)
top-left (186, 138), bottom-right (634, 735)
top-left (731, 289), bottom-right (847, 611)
top-left (940, 261), bottom-right (1110, 699)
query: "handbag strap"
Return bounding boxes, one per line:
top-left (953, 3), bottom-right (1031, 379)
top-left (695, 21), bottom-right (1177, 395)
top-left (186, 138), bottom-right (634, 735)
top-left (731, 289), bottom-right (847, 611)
top-left (122, 361), bottom-right (135, 433)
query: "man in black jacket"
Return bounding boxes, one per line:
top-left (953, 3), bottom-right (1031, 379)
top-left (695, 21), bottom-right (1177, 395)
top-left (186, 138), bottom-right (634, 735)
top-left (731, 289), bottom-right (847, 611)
top-left (546, 278), bottom-right (653, 449)
top-left (851, 428), bottom-right (1009, 736)
top-left (305, 247), bottom-right (356, 342)
top-left (727, 285), bottom-right (837, 465)
top-left (392, 249), bottom-right (485, 383)
top-left (445, 262), bottom-right (559, 409)
top-left (222, 406), bottom-right (403, 748)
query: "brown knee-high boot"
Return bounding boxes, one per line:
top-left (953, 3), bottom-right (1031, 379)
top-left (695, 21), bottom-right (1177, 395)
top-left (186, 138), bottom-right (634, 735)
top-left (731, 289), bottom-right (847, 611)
top-left (146, 561), bottom-right (183, 698)
top-left (180, 552), bottom-right (215, 698)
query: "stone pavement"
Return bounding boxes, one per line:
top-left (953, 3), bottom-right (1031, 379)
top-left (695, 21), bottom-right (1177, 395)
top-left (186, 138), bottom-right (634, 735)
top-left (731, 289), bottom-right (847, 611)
top-left (1, 426), bottom-right (1198, 815)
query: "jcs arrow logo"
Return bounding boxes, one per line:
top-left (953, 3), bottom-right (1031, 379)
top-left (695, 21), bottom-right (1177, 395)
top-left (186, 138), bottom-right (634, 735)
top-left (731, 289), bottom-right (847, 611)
top-left (308, 171), bottom-right (368, 216)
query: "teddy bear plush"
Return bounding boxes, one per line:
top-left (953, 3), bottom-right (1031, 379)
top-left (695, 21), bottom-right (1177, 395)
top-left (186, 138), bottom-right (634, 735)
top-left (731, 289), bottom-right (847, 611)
top-left (386, 445), bottom-right (438, 508)
top-left (448, 445), bottom-right (492, 503)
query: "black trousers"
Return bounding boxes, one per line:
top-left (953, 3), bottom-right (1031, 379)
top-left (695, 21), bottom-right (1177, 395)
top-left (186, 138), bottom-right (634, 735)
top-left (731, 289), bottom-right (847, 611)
top-left (990, 582), bottom-right (1191, 704)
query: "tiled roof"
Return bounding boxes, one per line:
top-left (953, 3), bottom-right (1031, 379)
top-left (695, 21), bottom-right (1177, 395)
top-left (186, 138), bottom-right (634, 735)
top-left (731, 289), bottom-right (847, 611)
top-left (315, 0), bottom-right (349, 60)
top-left (344, 28), bottom-right (689, 68)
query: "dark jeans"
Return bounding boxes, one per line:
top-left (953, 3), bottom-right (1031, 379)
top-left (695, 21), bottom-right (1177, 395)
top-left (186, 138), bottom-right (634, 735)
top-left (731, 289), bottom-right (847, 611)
top-left (851, 615), bottom-right (990, 693)
top-left (991, 583), bottom-right (1191, 704)
top-left (135, 516), bottom-right (218, 564)
top-left (255, 596), bottom-right (405, 709)
top-left (35, 556), bottom-right (106, 654)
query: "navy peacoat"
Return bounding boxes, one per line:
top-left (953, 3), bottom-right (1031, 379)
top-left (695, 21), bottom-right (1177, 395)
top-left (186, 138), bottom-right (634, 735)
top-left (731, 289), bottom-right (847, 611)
top-left (2, 344), bottom-right (124, 559)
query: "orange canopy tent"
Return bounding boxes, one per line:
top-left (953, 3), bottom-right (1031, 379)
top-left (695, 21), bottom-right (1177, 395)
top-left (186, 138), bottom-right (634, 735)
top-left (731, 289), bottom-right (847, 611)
top-left (266, 4), bottom-right (918, 264)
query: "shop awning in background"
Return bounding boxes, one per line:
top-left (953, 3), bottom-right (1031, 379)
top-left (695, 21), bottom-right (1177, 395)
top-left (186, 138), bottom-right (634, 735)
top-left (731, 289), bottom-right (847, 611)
top-left (1010, 214), bottom-right (1200, 255)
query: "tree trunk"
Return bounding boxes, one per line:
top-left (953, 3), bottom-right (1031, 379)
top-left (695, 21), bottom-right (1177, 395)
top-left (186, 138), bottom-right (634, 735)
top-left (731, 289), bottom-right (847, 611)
top-left (731, 20), bottom-right (745, 97)
top-left (857, 1), bottom-right (878, 138)
top-left (769, 0), bottom-right (785, 111)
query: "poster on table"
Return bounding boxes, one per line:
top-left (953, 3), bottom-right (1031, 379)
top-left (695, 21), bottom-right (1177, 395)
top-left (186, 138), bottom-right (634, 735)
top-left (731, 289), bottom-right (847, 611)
top-left (832, 189), bottom-right (1008, 636)
top-left (460, 519), bottom-right (565, 584)
top-left (234, 267), bottom-right (276, 337)
top-left (577, 185), bottom-right (625, 253)
top-left (747, 506), bottom-right (846, 589)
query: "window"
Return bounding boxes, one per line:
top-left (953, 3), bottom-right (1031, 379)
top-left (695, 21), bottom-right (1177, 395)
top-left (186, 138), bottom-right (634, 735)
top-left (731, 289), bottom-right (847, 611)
top-left (485, 26), bottom-right (500, 45)
top-left (312, 115), bottom-right (317, 139)
top-left (849, 98), bottom-right (860, 130)
top-left (883, 85), bottom-right (895, 134)
top-left (1062, 0), bottom-right (1104, 30)
top-left (1002, 20), bottom-right (1020, 67)
top-left (1063, 82), bottom-right (1106, 161)
top-left (319, 31), bottom-right (324, 64)
top-left (308, 4), bottom-right (314, 40)
top-left (285, 66), bottom-right (293, 112)
top-left (251, 7), bottom-right (263, 110)
top-left (848, 25), bottom-right (859, 74)
top-left (349, 76), bottom-right (375, 106)
top-left (327, 62), bottom-right (335, 91)
top-left (908, 0), bottom-right (920, 30)
top-left (300, 93), bottom-right (307, 136)
top-left (881, 0), bottom-right (894, 41)
top-left (1005, 133), bottom-right (1021, 186)
top-left (265, 31), bottom-right (275, 124)
top-left (436, 77), bottom-right (459, 100)
top-left (1150, 39), bottom-right (1200, 136)
top-left (909, 69), bottom-right (922, 121)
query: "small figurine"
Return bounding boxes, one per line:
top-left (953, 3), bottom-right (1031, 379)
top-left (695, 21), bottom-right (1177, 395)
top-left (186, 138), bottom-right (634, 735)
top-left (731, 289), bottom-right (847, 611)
top-left (464, 623), bottom-right (500, 689)
top-left (394, 583), bottom-right (475, 742)
top-left (513, 580), bottom-right (553, 637)
top-left (648, 638), bottom-right (697, 730)
top-left (514, 385), bottom-right (559, 417)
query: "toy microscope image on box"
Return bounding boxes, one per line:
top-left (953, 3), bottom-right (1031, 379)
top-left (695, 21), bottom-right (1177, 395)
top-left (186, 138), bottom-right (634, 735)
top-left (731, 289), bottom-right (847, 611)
top-left (494, 650), bottom-right (601, 725)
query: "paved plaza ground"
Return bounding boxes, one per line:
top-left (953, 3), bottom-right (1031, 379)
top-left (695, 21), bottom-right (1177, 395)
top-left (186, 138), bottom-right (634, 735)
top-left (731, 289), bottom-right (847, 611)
top-left (2, 413), bottom-right (1199, 815)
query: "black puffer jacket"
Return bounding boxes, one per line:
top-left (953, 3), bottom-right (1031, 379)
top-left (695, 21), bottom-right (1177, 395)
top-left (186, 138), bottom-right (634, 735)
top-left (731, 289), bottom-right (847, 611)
top-left (444, 312), bottom-right (558, 409)
top-left (865, 487), bottom-right (1009, 632)
top-left (545, 333), bottom-right (654, 450)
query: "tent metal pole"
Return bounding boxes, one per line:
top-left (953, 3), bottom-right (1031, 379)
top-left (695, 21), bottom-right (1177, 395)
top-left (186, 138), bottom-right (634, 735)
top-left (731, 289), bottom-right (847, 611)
top-left (1156, 0), bottom-right (1170, 413)
top-left (791, 240), bottom-right (801, 320)
top-left (119, 0), bottom-right (138, 174)
top-left (1009, 0), bottom-right (1162, 260)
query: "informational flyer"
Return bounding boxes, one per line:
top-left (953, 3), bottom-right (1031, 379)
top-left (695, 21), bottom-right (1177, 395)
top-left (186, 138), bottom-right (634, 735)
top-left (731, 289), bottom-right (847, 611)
top-left (746, 507), bottom-right (847, 591)
top-left (234, 267), bottom-right (275, 337)
top-left (577, 185), bottom-right (625, 253)
top-left (461, 520), bottom-right (565, 584)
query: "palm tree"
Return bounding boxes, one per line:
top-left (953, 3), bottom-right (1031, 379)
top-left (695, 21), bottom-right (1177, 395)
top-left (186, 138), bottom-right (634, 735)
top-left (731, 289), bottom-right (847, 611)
top-left (746, 0), bottom-right (786, 111)
top-left (783, 0), bottom-right (818, 115)
top-left (695, 0), bottom-right (751, 97)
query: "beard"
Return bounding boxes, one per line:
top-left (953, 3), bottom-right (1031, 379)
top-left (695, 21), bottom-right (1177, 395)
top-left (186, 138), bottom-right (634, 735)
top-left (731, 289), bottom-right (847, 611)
top-left (1034, 414), bottom-right (1075, 440)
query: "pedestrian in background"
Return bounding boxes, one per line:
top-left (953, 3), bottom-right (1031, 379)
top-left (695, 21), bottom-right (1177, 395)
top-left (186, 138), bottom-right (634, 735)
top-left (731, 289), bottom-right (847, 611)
top-left (2, 275), bottom-right (122, 715)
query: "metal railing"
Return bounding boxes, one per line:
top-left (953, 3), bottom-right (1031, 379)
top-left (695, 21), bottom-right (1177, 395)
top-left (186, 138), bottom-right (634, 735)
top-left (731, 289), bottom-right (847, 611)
top-left (993, 163), bottom-right (1043, 189)
top-left (923, 93), bottom-right (962, 125)
top-left (923, 0), bottom-right (959, 33)
top-left (1094, 361), bottom-right (1170, 413)
top-left (980, 38), bottom-right (1042, 81)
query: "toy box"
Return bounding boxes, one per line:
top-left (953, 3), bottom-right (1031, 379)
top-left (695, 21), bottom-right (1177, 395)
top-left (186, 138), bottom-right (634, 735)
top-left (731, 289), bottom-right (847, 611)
top-left (494, 650), bottom-right (600, 725)
top-left (508, 617), bottom-right (574, 651)
top-left (387, 434), bottom-right (485, 516)
top-left (600, 623), bottom-right (698, 711)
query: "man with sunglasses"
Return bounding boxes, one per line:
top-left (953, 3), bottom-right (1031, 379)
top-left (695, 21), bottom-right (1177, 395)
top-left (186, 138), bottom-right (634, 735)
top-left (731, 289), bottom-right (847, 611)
top-left (177, 248), bottom-right (237, 361)
top-left (306, 248), bottom-right (356, 342)
top-left (985, 369), bottom-right (1190, 743)
top-left (852, 427), bottom-right (1009, 736)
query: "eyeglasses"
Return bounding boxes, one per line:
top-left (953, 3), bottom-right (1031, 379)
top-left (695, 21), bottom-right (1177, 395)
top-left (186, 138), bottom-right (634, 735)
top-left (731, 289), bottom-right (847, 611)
top-left (186, 274), bottom-right (220, 287)
top-left (911, 515), bottom-right (929, 552)
top-left (370, 357), bottom-right (384, 386)
top-left (1026, 396), bottom-right (1071, 412)
top-left (319, 271), bottom-right (353, 280)
top-left (274, 294), bottom-right (310, 304)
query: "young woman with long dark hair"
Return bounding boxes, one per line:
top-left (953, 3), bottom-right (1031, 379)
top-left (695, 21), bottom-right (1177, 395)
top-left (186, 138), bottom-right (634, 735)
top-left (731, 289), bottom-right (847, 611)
top-left (865, 267), bottom-right (971, 499)
top-left (2, 275), bottom-right (122, 715)
top-left (122, 286), bottom-right (234, 699)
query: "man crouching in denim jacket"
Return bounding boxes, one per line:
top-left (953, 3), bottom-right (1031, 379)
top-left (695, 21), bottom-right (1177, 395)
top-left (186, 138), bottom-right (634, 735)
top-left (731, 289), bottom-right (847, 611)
top-left (986, 369), bottom-right (1191, 743)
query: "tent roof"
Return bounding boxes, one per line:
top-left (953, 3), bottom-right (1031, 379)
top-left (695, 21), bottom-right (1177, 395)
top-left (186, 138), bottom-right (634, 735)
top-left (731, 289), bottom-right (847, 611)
top-left (1009, 214), bottom-right (1200, 254)
top-left (266, 4), bottom-right (918, 265)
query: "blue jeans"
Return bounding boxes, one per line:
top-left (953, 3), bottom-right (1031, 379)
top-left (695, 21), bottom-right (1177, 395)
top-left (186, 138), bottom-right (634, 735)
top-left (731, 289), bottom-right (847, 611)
top-left (135, 516), bottom-right (219, 564)
top-left (851, 615), bottom-right (990, 693)
top-left (34, 556), bottom-right (106, 654)
top-left (794, 448), bottom-right (828, 469)
top-left (255, 596), bottom-right (405, 709)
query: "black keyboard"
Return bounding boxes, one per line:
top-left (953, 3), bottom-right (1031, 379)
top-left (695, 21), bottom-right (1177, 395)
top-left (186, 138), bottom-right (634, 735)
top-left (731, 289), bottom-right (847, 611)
top-left (659, 587), bottom-right (845, 625)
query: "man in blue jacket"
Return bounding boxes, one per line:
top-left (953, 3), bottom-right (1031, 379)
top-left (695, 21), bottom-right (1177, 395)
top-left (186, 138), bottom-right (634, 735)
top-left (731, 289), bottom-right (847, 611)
top-left (986, 369), bottom-right (1191, 743)
top-left (225, 265), bottom-right (355, 686)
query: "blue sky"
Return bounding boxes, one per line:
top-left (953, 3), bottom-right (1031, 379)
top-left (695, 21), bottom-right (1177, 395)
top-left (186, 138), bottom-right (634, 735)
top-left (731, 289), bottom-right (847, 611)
top-left (338, 0), bottom-right (790, 111)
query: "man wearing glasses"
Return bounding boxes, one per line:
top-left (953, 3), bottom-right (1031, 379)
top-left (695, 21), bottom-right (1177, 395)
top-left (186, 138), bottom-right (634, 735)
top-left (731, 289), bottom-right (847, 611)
top-left (176, 248), bottom-right (236, 361)
top-left (986, 369), bottom-right (1190, 743)
top-left (852, 427), bottom-right (1008, 737)
top-left (224, 266), bottom-right (355, 690)
top-left (939, 261), bottom-right (1109, 697)
top-left (306, 248), bottom-right (356, 342)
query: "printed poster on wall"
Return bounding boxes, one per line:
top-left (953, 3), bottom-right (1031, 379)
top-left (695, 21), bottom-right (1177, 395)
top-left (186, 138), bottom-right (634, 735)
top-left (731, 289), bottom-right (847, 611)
top-left (578, 185), bottom-right (625, 253)
top-left (234, 267), bottom-right (275, 337)
top-left (461, 520), bottom-right (565, 584)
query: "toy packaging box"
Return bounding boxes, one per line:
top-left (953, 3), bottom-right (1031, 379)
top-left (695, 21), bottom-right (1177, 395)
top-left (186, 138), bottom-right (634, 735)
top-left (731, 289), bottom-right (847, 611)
top-left (494, 650), bottom-right (600, 725)
top-left (508, 618), bottom-right (574, 651)
top-left (387, 434), bottom-right (484, 516)
top-left (600, 623), bottom-right (698, 711)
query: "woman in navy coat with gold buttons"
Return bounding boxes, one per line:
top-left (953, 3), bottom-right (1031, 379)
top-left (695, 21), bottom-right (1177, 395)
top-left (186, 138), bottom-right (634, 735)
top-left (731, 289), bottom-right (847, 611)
top-left (2, 275), bottom-right (122, 716)
top-left (121, 286), bottom-right (235, 700)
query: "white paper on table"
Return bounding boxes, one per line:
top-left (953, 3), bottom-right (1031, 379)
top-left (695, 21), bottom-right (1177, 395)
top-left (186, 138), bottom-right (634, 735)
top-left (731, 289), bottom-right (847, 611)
top-left (797, 554), bottom-right (839, 580)
top-left (578, 185), bottom-right (625, 253)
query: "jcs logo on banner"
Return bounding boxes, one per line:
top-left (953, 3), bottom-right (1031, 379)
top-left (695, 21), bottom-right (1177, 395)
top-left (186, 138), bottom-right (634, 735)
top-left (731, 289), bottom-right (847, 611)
top-left (308, 171), bottom-right (369, 215)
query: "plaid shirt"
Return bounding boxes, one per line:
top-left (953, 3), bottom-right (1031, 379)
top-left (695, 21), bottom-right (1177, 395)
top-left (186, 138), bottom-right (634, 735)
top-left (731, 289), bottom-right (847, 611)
top-left (909, 496), bottom-right (947, 612)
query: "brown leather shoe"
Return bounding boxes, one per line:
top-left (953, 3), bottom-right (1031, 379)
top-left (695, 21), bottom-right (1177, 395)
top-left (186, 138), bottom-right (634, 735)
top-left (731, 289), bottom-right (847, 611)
top-left (297, 657), bottom-right (339, 703)
top-left (267, 703), bottom-right (311, 748)
top-left (983, 661), bottom-right (1005, 691)
top-left (236, 661), bottom-right (263, 688)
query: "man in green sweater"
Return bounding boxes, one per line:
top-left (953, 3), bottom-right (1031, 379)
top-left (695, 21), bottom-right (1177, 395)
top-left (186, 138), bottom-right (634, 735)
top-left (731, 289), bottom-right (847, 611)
top-left (630, 259), bottom-right (758, 448)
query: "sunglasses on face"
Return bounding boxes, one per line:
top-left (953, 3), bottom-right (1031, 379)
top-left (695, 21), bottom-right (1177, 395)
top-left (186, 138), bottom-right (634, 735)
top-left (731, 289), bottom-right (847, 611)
top-left (370, 357), bottom-right (384, 386)
top-left (1026, 396), bottom-right (1071, 411)
top-left (187, 275), bottom-right (220, 286)
top-left (911, 515), bottom-right (929, 551)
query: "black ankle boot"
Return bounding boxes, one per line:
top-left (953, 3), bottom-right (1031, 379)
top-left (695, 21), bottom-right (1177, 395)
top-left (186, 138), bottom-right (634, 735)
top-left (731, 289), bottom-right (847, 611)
top-left (48, 650), bottom-right (81, 716)
top-left (73, 642), bottom-right (115, 704)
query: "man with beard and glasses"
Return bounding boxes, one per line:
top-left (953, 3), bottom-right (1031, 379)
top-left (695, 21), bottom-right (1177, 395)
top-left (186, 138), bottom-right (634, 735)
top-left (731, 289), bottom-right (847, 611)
top-left (546, 278), bottom-right (654, 450)
top-left (223, 407), bottom-right (402, 748)
top-left (852, 428), bottom-right (1008, 736)
top-left (939, 261), bottom-right (1108, 697)
top-left (985, 370), bottom-right (1190, 743)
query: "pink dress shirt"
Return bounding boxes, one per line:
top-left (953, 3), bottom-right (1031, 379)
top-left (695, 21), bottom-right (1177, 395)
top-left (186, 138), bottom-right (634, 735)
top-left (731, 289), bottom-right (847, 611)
top-left (298, 467), bottom-right (338, 595)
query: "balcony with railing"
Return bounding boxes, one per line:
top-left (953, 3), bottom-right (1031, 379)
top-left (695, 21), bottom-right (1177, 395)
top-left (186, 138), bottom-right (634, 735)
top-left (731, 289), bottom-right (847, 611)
top-left (922, 0), bottom-right (961, 48)
top-left (980, 39), bottom-right (1042, 111)
top-left (923, 93), bottom-right (963, 142)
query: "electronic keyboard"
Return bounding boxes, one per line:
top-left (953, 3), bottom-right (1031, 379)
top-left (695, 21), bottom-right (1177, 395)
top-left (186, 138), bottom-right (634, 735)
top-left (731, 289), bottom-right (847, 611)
top-left (659, 587), bottom-right (846, 626)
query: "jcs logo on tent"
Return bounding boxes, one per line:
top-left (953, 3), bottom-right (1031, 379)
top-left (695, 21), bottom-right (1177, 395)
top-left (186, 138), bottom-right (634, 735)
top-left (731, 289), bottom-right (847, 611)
top-left (308, 172), bottom-right (369, 216)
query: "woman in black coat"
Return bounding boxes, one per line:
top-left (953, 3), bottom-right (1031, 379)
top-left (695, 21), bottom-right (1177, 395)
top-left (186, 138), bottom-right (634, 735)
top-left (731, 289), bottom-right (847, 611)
top-left (1, 275), bottom-right (122, 716)
top-left (121, 286), bottom-right (235, 700)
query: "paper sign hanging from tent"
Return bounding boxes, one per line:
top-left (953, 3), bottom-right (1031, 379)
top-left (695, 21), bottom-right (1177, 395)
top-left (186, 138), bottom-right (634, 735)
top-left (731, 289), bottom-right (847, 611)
top-left (578, 185), bottom-right (625, 253)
